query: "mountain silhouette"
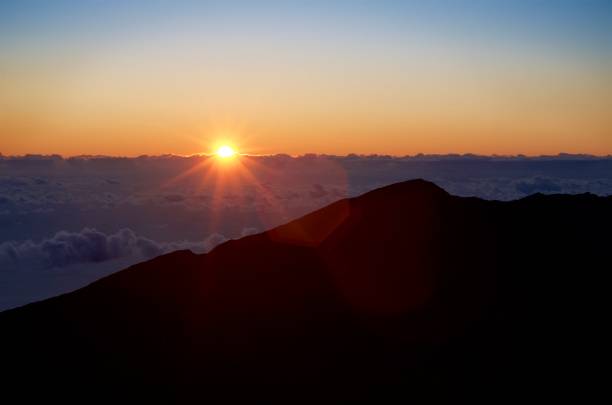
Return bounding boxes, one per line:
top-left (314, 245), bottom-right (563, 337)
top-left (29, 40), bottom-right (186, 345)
top-left (1, 180), bottom-right (609, 402)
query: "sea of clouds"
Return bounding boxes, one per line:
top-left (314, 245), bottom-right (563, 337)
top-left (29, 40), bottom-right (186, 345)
top-left (1, 153), bottom-right (611, 310)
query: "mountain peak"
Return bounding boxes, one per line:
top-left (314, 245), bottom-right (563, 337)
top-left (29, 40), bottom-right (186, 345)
top-left (266, 179), bottom-right (448, 248)
top-left (359, 178), bottom-right (449, 200)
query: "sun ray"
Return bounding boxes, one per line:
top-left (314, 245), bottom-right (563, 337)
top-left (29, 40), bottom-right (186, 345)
top-left (154, 142), bottom-right (349, 239)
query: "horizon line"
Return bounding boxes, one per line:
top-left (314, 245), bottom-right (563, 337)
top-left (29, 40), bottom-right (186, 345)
top-left (1, 152), bottom-right (612, 160)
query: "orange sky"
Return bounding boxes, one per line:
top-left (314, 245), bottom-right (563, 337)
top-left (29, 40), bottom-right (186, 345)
top-left (3, 56), bottom-right (609, 157)
top-left (1, 2), bottom-right (611, 156)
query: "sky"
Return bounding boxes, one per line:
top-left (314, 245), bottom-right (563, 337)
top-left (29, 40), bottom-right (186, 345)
top-left (1, 0), bottom-right (611, 156)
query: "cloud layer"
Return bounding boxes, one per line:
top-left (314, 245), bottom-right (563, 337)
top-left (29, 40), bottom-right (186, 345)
top-left (1, 153), bottom-right (611, 310)
top-left (0, 228), bottom-right (226, 271)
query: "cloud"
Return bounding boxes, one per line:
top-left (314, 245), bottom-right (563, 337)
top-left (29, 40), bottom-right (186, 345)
top-left (515, 177), bottom-right (562, 195)
top-left (240, 227), bottom-right (259, 237)
top-left (0, 228), bottom-right (227, 271)
top-left (163, 194), bottom-right (185, 203)
top-left (310, 184), bottom-right (328, 199)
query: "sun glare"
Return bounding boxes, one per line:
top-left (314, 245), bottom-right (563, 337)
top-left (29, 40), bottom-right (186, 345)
top-left (216, 145), bottom-right (236, 158)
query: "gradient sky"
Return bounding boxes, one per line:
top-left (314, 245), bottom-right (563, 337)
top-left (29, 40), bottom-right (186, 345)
top-left (1, 0), bottom-right (611, 156)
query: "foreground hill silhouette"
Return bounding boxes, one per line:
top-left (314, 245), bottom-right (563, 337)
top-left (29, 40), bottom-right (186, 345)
top-left (1, 180), bottom-right (610, 402)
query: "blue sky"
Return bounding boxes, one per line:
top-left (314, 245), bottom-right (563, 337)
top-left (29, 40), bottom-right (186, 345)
top-left (2, 1), bottom-right (610, 53)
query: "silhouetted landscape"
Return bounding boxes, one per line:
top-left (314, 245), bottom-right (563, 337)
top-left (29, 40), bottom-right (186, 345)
top-left (1, 180), bottom-right (609, 402)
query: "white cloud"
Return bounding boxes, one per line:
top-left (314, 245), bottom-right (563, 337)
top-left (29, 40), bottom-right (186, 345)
top-left (0, 228), bottom-right (226, 271)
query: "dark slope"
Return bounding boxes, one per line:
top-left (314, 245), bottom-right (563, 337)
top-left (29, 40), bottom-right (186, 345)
top-left (1, 180), bottom-right (610, 402)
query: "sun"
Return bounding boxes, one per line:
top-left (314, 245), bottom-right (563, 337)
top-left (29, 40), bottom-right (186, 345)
top-left (216, 145), bottom-right (237, 159)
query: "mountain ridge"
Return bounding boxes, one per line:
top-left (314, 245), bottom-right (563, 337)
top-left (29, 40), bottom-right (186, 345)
top-left (1, 179), bottom-right (609, 402)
